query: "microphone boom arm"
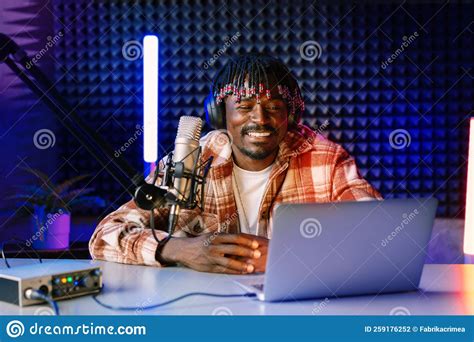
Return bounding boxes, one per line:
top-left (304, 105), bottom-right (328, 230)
top-left (0, 33), bottom-right (205, 222)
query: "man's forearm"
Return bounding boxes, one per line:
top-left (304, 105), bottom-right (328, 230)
top-left (89, 199), bottom-right (170, 266)
top-left (159, 237), bottom-right (183, 264)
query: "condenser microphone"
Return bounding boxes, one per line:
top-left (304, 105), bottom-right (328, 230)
top-left (0, 33), bottom-right (215, 248)
top-left (167, 116), bottom-right (203, 233)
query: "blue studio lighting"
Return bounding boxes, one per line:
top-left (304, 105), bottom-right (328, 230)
top-left (143, 35), bottom-right (159, 166)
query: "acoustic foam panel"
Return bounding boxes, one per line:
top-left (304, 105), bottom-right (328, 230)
top-left (51, 0), bottom-right (474, 217)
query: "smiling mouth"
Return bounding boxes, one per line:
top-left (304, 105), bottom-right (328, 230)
top-left (246, 131), bottom-right (272, 137)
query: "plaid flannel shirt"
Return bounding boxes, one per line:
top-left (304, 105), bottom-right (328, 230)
top-left (89, 123), bottom-right (382, 266)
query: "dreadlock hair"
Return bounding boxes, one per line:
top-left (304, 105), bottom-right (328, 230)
top-left (211, 53), bottom-right (305, 125)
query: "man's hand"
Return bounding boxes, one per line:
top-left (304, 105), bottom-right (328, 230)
top-left (233, 234), bottom-right (269, 273)
top-left (160, 233), bottom-right (263, 274)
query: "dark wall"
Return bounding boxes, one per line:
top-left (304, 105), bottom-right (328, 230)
top-left (1, 1), bottom-right (473, 227)
top-left (0, 0), bottom-right (58, 224)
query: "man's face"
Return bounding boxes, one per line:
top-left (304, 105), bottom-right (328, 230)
top-left (224, 87), bottom-right (289, 161)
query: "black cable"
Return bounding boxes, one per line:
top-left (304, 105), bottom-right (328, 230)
top-left (24, 289), bottom-right (60, 315)
top-left (149, 209), bottom-right (161, 242)
top-left (92, 284), bottom-right (256, 311)
top-left (0, 243), bottom-right (11, 268)
top-left (0, 239), bottom-right (43, 268)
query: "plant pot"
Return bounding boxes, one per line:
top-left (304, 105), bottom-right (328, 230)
top-left (29, 206), bottom-right (71, 250)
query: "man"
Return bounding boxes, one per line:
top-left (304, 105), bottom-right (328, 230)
top-left (89, 54), bottom-right (382, 274)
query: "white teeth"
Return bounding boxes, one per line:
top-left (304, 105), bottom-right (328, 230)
top-left (247, 132), bottom-right (271, 137)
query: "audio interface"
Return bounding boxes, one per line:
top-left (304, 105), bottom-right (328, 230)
top-left (0, 260), bottom-right (102, 306)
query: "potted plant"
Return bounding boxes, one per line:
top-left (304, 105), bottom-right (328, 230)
top-left (9, 167), bottom-right (106, 250)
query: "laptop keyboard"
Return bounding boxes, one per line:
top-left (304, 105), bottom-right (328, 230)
top-left (251, 283), bottom-right (264, 291)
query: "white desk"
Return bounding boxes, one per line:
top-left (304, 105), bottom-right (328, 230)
top-left (1, 259), bottom-right (473, 315)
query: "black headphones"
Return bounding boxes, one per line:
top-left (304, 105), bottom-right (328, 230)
top-left (204, 89), bottom-right (226, 130)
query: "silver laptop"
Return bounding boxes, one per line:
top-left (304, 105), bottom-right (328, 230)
top-left (235, 197), bottom-right (438, 302)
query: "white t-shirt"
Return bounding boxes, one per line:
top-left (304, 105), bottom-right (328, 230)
top-left (232, 162), bottom-right (273, 236)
